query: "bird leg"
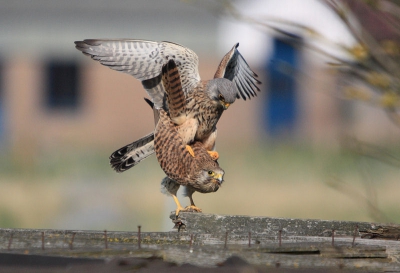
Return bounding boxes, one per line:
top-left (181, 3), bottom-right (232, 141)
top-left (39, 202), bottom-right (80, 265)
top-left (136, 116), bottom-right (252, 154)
top-left (185, 145), bottom-right (195, 157)
top-left (184, 191), bottom-right (202, 213)
top-left (172, 194), bottom-right (185, 216)
top-left (207, 151), bottom-right (219, 160)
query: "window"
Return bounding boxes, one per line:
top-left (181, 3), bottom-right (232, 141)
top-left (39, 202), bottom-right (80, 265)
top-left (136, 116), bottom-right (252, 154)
top-left (45, 61), bottom-right (81, 110)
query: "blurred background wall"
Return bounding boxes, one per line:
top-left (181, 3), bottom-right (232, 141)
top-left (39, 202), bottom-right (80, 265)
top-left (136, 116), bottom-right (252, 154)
top-left (0, 0), bottom-right (398, 231)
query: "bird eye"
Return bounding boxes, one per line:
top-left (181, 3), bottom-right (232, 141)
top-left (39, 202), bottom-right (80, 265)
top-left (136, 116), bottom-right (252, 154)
top-left (208, 171), bottom-right (214, 176)
top-left (218, 94), bottom-right (225, 101)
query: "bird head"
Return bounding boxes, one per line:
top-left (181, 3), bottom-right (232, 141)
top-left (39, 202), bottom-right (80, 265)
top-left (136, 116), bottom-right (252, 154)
top-left (206, 169), bottom-right (224, 185)
top-left (194, 167), bottom-right (225, 193)
top-left (207, 78), bottom-right (237, 110)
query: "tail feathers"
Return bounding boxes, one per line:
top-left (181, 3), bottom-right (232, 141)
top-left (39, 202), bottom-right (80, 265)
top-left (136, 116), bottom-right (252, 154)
top-left (109, 132), bottom-right (155, 172)
top-left (144, 97), bottom-right (154, 108)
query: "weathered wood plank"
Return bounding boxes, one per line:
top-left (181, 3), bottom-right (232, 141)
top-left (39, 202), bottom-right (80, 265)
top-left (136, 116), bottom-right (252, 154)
top-left (175, 212), bottom-right (399, 238)
top-left (0, 213), bottom-right (399, 272)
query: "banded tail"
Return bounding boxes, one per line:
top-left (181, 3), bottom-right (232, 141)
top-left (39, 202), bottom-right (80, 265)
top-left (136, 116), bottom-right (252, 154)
top-left (109, 132), bottom-right (155, 173)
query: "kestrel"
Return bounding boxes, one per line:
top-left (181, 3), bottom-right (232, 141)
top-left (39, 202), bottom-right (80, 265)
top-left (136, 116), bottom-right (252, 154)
top-left (152, 60), bottom-right (225, 214)
top-left (74, 39), bottom-right (260, 172)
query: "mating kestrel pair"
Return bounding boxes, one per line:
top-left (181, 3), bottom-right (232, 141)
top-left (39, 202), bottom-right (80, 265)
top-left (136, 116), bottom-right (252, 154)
top-left (147, 60), bottom-right (225, 214)
top-left (75, 39), bottom-right (260, 214)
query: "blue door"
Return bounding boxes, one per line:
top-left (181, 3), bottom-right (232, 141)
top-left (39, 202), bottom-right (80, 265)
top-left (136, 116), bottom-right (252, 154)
top-left (264, 38), bottom-right (300, 137)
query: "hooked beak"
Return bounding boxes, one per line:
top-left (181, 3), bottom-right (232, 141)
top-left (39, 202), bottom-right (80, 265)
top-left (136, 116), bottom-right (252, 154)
top-left (223, 102), bottom-right (230, 110)
top-left (214, 173), bottom-right (224, 185)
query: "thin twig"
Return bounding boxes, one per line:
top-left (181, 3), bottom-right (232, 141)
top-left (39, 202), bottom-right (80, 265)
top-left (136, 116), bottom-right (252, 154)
top-left (69, 232), bottom-right (76, 250)
top-left (248, 232), bottom-right (251, 247)
top-left (41, 232), bottom-right (45, 251)
top-left (224, 231), bottom-right (228, 249)
top-left (104, 230), bottom-right (108, 250)
top-left (352, 225), bottom-right (358, 247)
top-left (7, 233), bottom-right (13, 251)
top-left (138, 226), bottom-right (141, 249)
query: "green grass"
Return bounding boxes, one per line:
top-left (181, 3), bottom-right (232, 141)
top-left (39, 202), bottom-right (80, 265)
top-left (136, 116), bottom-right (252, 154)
top-left (0, 142), bottom-right (399, 231)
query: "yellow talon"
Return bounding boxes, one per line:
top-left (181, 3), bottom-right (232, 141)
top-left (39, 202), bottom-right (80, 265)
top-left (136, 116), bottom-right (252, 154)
top-left (207, 151), bottom-right (219, 160)
top-left (184, 205), bottom-right (202, 213)
top-left (186, 145), bottom-right (195, 157)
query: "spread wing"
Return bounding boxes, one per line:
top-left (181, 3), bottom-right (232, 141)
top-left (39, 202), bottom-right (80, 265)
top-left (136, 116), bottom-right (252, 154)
top-left (75, 39), bottom-right (201, 108)
top-left (214, 43), bottom-right (261, 100)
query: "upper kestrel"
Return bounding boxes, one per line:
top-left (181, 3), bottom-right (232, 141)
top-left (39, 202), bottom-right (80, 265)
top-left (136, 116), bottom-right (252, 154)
top-left (74, 39), bottom-right (260, 172)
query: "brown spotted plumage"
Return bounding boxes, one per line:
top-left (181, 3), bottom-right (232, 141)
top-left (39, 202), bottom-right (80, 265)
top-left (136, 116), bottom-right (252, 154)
top-left (154, 108), bottom-right (224, 194)
top-left (74, 39), bottom-right (260, 173)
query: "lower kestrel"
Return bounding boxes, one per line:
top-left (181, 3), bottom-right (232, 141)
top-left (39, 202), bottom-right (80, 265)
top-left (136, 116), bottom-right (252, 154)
top-left (153, 60), bottom-right (225, 215)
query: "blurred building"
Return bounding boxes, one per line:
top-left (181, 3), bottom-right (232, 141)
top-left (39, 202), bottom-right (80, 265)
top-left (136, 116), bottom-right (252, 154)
top-left (218, 0), bottom-right (400, 146)
top-left (0, 0), bottom-right (398, 165)
top-left (0, 1), bottom-right (251, 162)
